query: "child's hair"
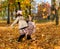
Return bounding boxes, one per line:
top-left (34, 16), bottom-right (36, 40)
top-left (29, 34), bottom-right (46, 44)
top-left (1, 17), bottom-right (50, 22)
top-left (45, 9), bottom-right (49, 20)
top-left (31, 17), bottom-right (34, 22)
top-left (26, 16), bottom-right (29, 23)
top-left (26, 15), bottom-right (34, 22)
top-left (29, 15), bottom-right (34, 21)
top-left (17, 14), bottom-right (22, 16)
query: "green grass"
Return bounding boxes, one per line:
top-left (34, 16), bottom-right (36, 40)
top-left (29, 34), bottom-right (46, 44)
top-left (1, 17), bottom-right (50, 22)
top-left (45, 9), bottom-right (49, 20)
top-left (35, 19), bottom-right (50, 23)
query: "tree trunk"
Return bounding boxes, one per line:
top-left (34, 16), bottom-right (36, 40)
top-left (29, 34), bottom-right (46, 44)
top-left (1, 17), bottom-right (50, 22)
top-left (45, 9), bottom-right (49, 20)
top-left (7, 4), bottom-right (10, 24)
top-left (11, 12), bottom-right (14, 21)
top-left (18, 2), bottom-right (21, 10)
top-left (29, 1), bottom-right (31, 15)
top-left (29, 6), bottom-right (31, 15)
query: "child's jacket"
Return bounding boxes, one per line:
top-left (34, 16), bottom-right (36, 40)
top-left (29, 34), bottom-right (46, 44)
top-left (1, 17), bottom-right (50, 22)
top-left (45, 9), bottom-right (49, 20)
top-left (11, 16), bottom-right (28, 29)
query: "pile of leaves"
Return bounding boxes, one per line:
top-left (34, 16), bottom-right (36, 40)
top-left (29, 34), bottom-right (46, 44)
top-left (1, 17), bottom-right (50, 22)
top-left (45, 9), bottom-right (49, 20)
top-left (0, 23), bottom-right (60, 49)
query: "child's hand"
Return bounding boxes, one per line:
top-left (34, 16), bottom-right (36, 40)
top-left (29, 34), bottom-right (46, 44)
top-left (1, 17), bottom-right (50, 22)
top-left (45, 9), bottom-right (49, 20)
top-left (10, 25), bottom-right (14, 29)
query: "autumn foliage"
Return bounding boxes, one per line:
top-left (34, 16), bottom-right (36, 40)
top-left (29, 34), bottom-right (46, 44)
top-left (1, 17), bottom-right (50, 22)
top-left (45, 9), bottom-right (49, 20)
top-left (0, 22), bottom-right (60, 49)
top-left (37, 2), bottom-right (51, 19)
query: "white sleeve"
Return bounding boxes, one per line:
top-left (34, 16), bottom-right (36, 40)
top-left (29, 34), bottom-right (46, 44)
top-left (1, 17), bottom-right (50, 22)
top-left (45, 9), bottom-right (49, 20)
top-left (10, 17), bottom-right (19, 27)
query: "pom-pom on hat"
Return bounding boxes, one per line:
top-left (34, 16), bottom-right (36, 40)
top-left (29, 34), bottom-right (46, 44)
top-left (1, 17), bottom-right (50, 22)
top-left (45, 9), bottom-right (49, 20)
top-left (17, 10), bottom-right (22, 15)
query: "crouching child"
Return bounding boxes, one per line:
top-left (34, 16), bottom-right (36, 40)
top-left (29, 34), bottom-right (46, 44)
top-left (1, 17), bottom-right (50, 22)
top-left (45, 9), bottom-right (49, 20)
top-left (10, 10), bottom-right (28, 42)
top-left (26, 15), bottom-right (36, 40)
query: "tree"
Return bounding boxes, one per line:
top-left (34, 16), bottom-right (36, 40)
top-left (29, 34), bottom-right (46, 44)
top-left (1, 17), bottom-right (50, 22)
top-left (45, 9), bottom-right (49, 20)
top-left (7, 0), bottom-right (24, 24)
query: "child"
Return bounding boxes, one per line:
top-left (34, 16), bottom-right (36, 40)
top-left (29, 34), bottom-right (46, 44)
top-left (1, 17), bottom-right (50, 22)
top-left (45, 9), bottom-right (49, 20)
top-left (10, 10), bottom-right (28, 42)
top-left (26, 15), bottom-right (36, 40)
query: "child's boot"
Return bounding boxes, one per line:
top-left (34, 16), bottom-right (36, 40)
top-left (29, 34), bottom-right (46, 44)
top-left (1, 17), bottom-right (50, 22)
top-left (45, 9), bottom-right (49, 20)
top-left (27, 35), bottom-right (32, 40)
top-left (18, 34), bottom-right (25, 42)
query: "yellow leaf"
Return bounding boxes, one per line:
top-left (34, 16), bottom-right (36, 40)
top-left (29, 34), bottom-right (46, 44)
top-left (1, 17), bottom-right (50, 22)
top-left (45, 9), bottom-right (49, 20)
top-left (5, 47), bottom-right (11, 49)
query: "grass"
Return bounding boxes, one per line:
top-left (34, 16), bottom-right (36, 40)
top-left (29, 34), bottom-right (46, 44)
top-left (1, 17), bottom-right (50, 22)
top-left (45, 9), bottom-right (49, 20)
top-left (35, 19), bottom-right (50, 23)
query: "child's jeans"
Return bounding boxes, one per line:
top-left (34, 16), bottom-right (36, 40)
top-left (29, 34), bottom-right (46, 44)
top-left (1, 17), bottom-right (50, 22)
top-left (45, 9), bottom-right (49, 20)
top-left (19, 27), bottom-right (28, 35)
top-left (19, 26), bottom-right (35, 38)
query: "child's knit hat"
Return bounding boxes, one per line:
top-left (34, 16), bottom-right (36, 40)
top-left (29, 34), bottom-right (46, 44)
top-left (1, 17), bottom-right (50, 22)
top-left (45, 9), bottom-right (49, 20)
top-left (17, 10), bottom-right (22, 15)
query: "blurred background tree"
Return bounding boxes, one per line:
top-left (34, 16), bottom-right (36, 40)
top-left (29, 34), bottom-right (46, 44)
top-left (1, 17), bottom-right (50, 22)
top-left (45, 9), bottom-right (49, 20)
top-left (0, 0), bottom-right (36, 24)
top-left (1, 0), bottom-right (58, 23)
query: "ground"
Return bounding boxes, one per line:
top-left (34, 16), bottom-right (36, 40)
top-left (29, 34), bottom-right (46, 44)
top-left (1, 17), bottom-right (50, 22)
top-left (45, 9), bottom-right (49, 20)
top-left (0, 22), bottom-right (60, 49)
